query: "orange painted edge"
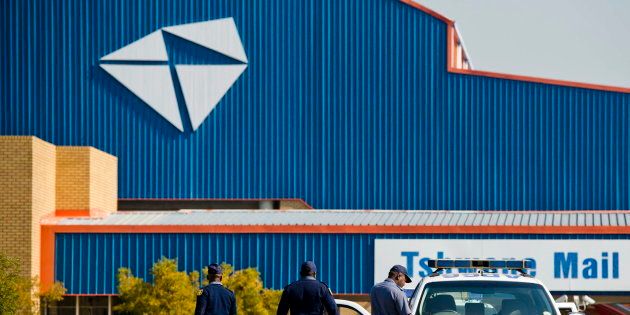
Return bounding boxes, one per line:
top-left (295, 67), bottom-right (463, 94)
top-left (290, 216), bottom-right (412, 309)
top-left (55, 209), bottom-right (91, 217)
top-left (39, 223), bottom-right (630, 290)
top-left (399, 0), bottom-right (630, 94)
top-left (449, 67), bottom-right (630, 94)
top-left (41, 225), bottom-right (55, 292)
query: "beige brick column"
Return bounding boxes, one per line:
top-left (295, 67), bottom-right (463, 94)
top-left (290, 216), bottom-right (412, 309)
top-left (56, 147), bottom-right (117, 216)
top-left (88, 148), bottom-right (117, 215)
top-left (0, 136), bottom-right (56, 278)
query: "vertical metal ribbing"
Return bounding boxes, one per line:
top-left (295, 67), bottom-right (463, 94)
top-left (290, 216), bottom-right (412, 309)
top-left (55, 233), bottom-right (630, 294)
top-left (2, 0), bottom-right (630, 210)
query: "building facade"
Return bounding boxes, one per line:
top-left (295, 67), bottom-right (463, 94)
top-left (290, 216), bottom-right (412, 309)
top-left (1, 0), bottom-right (630, 313)
top-left (3, 0), bottom-right (630, 210)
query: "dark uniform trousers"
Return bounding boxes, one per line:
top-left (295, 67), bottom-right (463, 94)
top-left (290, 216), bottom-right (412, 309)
top-left (195, 283), bottom-right (237, 315)
top-left (276, 277), bottom-right (338, 315)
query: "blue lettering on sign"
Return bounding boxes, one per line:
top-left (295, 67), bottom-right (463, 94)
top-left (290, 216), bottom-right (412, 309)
top-left (419, 257), bottom-right (432, 277)
top-left (396, 250), bottom-right (620, 280)
top-left (613, 252), bottom-right (619, 279)
top-left (553, 252), bottom-right (620, 279)
top-left (401, 251), bottom-right (418, 276)
top-left (399, 251), bottom-right (538, 278)
top-left (582, 258), bottom-right (597, 279)
top-left (555, 252), bottom-right (578, 278)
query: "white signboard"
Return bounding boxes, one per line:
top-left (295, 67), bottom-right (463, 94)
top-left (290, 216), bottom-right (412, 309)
top-left (374, 239), bottom-right (629, 292)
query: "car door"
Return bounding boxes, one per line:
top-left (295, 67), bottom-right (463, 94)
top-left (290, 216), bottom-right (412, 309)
top-left (335, 299), bottom-right (371, 315)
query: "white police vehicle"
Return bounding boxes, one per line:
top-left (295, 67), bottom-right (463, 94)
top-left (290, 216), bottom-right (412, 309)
top-left (334, 259), bottom-right (585, 315)
top-left (406, 259), bottom-right (569, 315)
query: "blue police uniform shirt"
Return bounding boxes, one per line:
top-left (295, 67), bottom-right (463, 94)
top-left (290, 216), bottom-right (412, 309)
top-left (276, 276), bottom-right (338, 315)
top-left (370, 278), bottom-right (411, 315)
top-left (194, 282), bottom-right (237, 315)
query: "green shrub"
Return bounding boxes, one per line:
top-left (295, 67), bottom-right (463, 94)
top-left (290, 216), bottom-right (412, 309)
top-left (115, 258), bottom-right (282, 315)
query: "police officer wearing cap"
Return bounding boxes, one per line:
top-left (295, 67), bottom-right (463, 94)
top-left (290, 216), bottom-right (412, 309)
top-left (276, 261), bottom-right (338, 315)
top-left (370, 265), bottom-right (412, 315)
top-left (195, 263), bottom-right (237, 315)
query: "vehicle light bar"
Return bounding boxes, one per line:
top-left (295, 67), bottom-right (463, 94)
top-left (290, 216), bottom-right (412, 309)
top-left (427, 259), bottom-right (533, 269)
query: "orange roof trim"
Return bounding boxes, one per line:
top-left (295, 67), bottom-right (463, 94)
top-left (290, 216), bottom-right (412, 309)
top-left (400, 0), bottom-right (630, 94)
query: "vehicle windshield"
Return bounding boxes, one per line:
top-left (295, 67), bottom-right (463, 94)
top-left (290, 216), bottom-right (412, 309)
top-left (418, 280), bottom-right (557, 315)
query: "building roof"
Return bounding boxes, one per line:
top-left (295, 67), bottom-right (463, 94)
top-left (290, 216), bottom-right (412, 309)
top-left (54, 209), bottom-right (630, 227)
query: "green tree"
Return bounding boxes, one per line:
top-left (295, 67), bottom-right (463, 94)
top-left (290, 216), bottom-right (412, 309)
top-left (0, 253), bottom-right (66, 314)
top-left (40, 281), bottom-right (67, 315)
top-left (202, 263), bottom-right (282, 315)
top-left (115, 258), bottom-right (282, 315)
top-left (0, 253), bottom-right (30, 314)
top-left (115, 257), bottom-right (199, 314)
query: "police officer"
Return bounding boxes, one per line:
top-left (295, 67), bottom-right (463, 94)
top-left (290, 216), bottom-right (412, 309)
top-left (276, 261), bottom-right (338, 315)
top-left (370, 265), bottom-right (412, 315)
top-left (195, 263), bottom-right (237, 315)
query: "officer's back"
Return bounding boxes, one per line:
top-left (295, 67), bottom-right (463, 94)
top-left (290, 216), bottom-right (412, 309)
top-left (276, 261), bottom-right (337, 315)
top-left (195, 264), bottom-right (237, 315)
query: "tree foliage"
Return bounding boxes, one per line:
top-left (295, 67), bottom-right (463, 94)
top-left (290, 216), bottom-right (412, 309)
top-left (0, 253), bottom-right (30, 314)
top-left (115, 257), bottom-right (199, 314)
top-left (0, 253), bottom-right (66, 314)
top-left (202, 263), bottom-right (282, 315)
top-left (115, 258), bottom-right (282, 315)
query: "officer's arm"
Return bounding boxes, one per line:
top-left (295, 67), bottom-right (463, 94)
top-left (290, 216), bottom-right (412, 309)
top-left (396, 291), bottom-right (412, 315)
top-left (194, 289), bottom-right (207, 315)
top-left (276, 289), bottom-right (290, 315)
top-left (230, 292), bottom-right (237, 315)
top-left (321, 285), bottom-right (338, 315)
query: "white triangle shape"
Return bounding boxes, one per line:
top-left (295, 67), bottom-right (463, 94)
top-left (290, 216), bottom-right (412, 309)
top-left (175, 65), bottom-right (247, 130)
top-left (101, 30), bottom-right (168, 61)
top-left (100, 64), bottom-right (183, 131)
top-left (163, 18), bottom-right (248, 63)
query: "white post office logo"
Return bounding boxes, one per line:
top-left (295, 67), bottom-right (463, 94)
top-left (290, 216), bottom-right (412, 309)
top-left (100, 18), bottom-right (247, 132)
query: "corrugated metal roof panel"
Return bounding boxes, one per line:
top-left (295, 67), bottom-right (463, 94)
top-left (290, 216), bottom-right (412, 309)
top-left (618, 213), bottom-right (626, 226)
top-left (578, 213), bottom-right (585, 226)
top-left (54, 210), bottom-right (630, 227)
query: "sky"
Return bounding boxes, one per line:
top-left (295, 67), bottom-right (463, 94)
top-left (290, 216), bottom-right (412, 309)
top-left (415, 0), bottom-right (630, 89)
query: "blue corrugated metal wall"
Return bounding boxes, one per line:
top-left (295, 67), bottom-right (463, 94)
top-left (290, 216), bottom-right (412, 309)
top-left (2, 0), bottom-right (630, 209)
top-left (55, 233), bottom-right (630, 294)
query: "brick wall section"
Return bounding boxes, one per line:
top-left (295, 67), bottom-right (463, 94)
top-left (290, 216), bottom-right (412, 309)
top-left (56, 147), bottom-right (91, 212)
top-left (56, 147), bottom-right (117, 215)
top-left (31, 138), bottom-right (56, 278)
top-left (1, 136), bottom-right (117, 279)
top-left (0, 136), bottom-right (55, 278)
top-left (88, 148), bottom-right (117, 215)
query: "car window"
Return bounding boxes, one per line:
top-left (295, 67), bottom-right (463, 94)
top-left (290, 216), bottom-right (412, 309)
top-left (417, 281), bottom-right (557, 315)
